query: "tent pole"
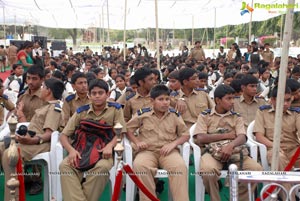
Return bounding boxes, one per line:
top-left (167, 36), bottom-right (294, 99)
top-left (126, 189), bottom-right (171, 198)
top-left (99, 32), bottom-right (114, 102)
top-left (123, 0), bottom-right (127, 61)
top-left (248, 0), bottom-right (254, 42)
top-left (192, 15), bottom-right (194, 46)
top-left (271, 0), bottom-right (295, 171)
top-left (102, 5), bottom-right (105, 45)
top-left (155, 0), bottom-right (160, 70)
top-left (280, 14), bottom-right (284, 48)
top-left (106, 0), bottom-right (110, 45)
top-left (213, 7), bottom-right (216, 57)
top-left (3, 6), bottom-right (6, 46)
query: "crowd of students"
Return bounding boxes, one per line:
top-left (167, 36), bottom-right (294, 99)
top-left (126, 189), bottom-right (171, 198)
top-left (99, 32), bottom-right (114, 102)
top-left (0, 39), bottom-right (300, 200)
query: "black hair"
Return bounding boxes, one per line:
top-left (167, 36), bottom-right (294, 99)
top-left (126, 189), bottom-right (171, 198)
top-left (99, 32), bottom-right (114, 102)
top-left (224, 72), bottom-right (234, 80)
top-left (27, 65), bottom-right (45, 78)
top-left (50, 61), bottom-right (58, 69)
top-left (115, 74), bottom-right (125, 81)
top-left (258, 67), bottom-right (268, 75)
top-left (91, 67), bottom-right (103, 75)
top-left (65, 64), bottom-right (76, 74)
top-left (151, 69), bottom-right (161, 83)
top-left (150, 84), bottom-right (170, 99)
top-left (44, 78), bottom-right (65, 100)
top-left (230, 79), bottom-right (242, 93)
top-left (88, 79), bottom-right (109, 93)
top-left (86, 72), bottom-right (97, 85)
top-left (108, 67), bottom-right (118, 77)
top-left (248, 68), bottom-right (259, 75)
top-left (214, 84), bottom-right (235, 99)
top-left (134, 67), bottom-right (153, 86)
top-left (178, 67), bottom-right (197, 85)
top-left (71, 72), bottom-right (87, 84)
top-left (168, 70), bottom-right (180, 80)
top-left (286, 78), bottom-right (300, 92)
top-left (292, 66), bottom-right (300, 74)
top-left (12, 63), bottom-right (22, 70)
top-left (52, 70), bottom-right (64, 80)
top-left (271, 86), bottom-right (291, 98)
top-left (240, 74), bottom-right (259, 86)
top-left (198, 72), bottom-right (208, 80)
top-left (129, 76), bottom-right (136, 86)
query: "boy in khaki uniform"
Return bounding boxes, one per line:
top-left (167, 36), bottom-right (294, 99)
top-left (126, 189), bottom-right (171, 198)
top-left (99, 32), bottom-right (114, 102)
top-left (2, 78), bottom-right (65, 201)
top-left (171, 68), bottom-right (214, 128)
top-left (254, 86), bottom-right (300, 200)
top-left (62, 72), bottom-right (90, 127)
top-left (233, 74), bottom-right (266, 128)
top-left (16, 65), bottom-right (46, 122)
top-left (193, 85), bottom-right (262, 201)
top-left (59, 79), bottom-right (126, 201)
top-left (123, 67), bottom-right (156, 122)
top-left (127, 85), bottom-right (189, 201)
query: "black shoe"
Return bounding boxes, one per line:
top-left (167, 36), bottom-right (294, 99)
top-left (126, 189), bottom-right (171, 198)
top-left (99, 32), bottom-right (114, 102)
top-left (29, 182), bottom-right (43, 195)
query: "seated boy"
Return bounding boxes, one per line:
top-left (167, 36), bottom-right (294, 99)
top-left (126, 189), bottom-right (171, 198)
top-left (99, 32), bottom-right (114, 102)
top-left (59, 79), bottom-right (126, 201)
top-left (193, 84), bottom-right (262, 201)
top-left (126, 84), bottom-right (189, 201)
top-left (2, 78), bottom-right (65, 201)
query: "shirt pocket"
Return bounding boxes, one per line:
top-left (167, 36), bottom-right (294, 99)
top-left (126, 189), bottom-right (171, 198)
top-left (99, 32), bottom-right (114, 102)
top-left (162, 126), bottom-right (177, 141)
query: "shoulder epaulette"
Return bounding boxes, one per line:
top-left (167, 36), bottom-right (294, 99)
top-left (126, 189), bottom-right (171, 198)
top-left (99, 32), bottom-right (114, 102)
top-left (76, 104), bottom-right (90, 113)
top-left (2, 94), bottom-right (8, 100)
top-left (195, 88), bottom-right (206, 92)
top-left (255, 96), bottom-right (264, 99)
top-left (170, 91), bottom-right (179, 97)
top-left (54, 103), bottom-right (62, 113)
top-left (234, 96), bottom-right (240, 99)
top-left (288, 107), bottom-right (300, 113)
top-left (65, 94), bottom-right (75, 102)
top-left (230, 111), bottom-right (240, 116)
top-left (107, 101), bottom-right (122, 109)
top-left (137, 107), bottom-right (152, 116)
top-left (201, 109), bottom-right (211, 115)
top-left (126, 87), bottom-right (133, 92)
top-left (126, 92), bottom-right (136, 101)
top-left (18, 87), bottom-right (28, 97)
top-left (259, 105), bottom-right (272, 111)
top-left (169, 108), bottom-right (180, 116)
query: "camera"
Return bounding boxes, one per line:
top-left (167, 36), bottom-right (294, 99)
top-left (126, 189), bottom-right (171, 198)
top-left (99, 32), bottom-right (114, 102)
top-left (16, 125), bottom-right (36, 137)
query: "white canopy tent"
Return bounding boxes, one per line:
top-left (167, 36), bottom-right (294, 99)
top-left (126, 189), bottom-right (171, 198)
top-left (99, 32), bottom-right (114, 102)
top-left (0, 0), bottom-right (297, 29)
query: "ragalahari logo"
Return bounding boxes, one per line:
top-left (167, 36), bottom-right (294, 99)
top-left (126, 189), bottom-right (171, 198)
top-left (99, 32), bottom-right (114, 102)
top-left (240, 1), bottom-right (254, 15)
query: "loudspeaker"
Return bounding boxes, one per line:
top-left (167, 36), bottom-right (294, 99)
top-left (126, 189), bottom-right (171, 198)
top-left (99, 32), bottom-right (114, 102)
top-left (51, 41), bottom-right (66, 51)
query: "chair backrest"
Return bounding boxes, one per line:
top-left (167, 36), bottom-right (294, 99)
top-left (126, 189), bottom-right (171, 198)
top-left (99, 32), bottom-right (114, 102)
top-left (246, 121), bottom-right (256, 142)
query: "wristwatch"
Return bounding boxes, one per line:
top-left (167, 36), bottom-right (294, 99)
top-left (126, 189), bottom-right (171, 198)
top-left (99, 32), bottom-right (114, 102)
top-left (179, 98), bottom-right (185, 101)
top-left (36, 136), bottom-right (43, 145)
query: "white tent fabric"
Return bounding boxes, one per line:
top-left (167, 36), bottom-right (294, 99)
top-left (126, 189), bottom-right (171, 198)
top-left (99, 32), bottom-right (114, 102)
top-left (0, 0), bottom-right (298, 29)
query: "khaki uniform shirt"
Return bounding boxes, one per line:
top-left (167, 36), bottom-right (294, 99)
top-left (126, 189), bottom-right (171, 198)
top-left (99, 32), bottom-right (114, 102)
top-left (190, 47), bottom-right (205, 61)
top-left (126, 108), bottom-right (189, 151)
top-left (62, 93), bottom-right (90, 127)
top-left (193, 108), bottom-right (246, 144)
top-left (262, 50), bottom-right (274, 63)
top-left (28, 100), bottom-right (62, 136)
top-left (17, 88), bottom-right (46, 121)
top-left (233, 95), bottom-right (266, 128)
top-left (253, 105), bottom-right (300, 152)
top-left (62, 102), bottom-right (127, 137)
top-left (0, 95), bottom-right (15, 125)
top-left (7, 45), bottom-right (17, 58)
top-left (123, 91), bottom-right (152, 122)
top-left (171, 89), bottom-right (214, 128)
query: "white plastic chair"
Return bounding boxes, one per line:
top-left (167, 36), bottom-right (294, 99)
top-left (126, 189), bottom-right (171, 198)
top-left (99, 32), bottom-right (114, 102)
top-left (14, 122), bottom-right (59, 201)
top-left (54, 137), bottom-right (119, 201)
top-left (0, 108), bottom-right (9, 133)
top-left (124, 136), bottom-right (190, 201)
top-left (246, 121), bottom-right (269, 171)
top-left (190, 123), bottom-right (259, 201)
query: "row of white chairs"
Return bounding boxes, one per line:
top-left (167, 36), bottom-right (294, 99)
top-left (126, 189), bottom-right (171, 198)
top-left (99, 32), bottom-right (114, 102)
top-left (3, 120), bottom-right (266, 201)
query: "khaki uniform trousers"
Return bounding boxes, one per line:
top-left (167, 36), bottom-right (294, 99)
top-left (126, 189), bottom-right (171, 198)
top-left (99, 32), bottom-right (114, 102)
top-left (2, 143), bottom-right (50, 201)
top-left (267, 147), bottom-right (300, 201)
top-left (59, 157), bottom-right (113, 201)
top-left (133, 149), bottom-right (189, 201)
top-left (8, 56), bottom-right (17, 67)
top-left (200, 153), bottom-right (263, 201)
